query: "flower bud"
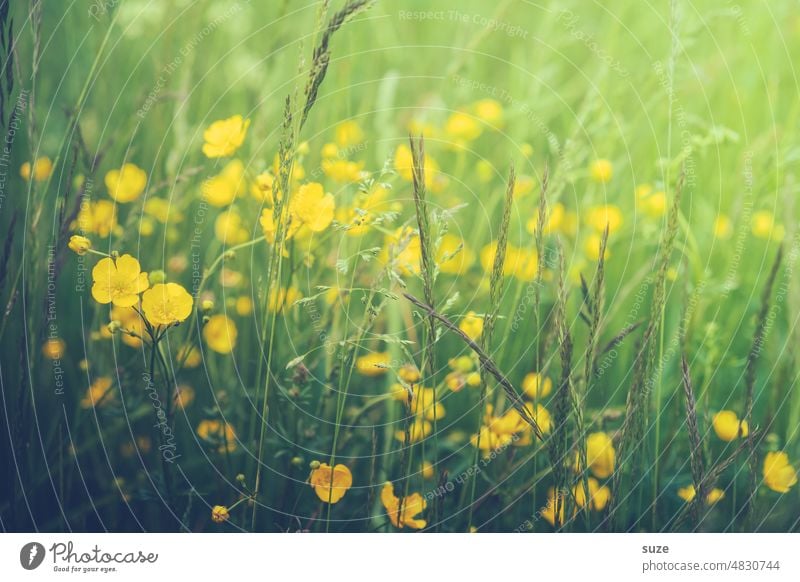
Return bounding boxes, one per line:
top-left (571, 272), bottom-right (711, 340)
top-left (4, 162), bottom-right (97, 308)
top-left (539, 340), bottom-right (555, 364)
top-left (201, 299), bottom-right (215, 312)
top-left (107, 320), bottom-right (122, 334)
top-left (148, 269), bottom-right (166, 285)
top-left (309, 460), bottom-right (321, 470)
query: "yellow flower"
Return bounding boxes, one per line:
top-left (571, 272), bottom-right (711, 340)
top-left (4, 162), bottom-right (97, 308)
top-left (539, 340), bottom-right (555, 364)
top-left (202, 115), bottom-right (250, 158)
top-left (752, 210), bottom-right (784, 241)
top-left (421, 461), bottom-right (434, 480)
top-left (393, 143), bottom-right (439, 183)
top-left (381, 482), bottom-right (426, 529)
top-left (214, 211), bottom-right (249, 245)
top-left (81, 376), bottom-right (114, 408)
top-left (42, 338), bottom-right (66, 360)
top-left (398, 364), bottom-right (421, 384)
top-left (141, 283), bottom-right (193, 326)
top-left (522, 372), bottom-right (553, 399)
top-left (573, 477), bottom-right (611, 511)
top-left (21, 156), bottom-right (54, 181)
top-left (395, 416), bottom-right (433, 443)
top-left (459, 311), bottom-right (484, 341)
top-left (321, 158), bottom-right (364, 183)
top-left (540, 489), bottom-right (565, 527)
top-left (291, 182), bottom-right (335, 231)
top-left (526, 202), bottom-right (566, 236)
top-left (144, 197), bottom-right (182, 223)
top-left (436, 233), bottom-right (474, 275)
top-left (335, 120), bottom-right (364, 147)
top-left (677, 485), bottom-right (725, 504)
top-left (309, 463), bottom-right (353, 504)
top-left (712, 410), bottom-right (748, 442)
top-left (75, 200), bottom-right (117, 237)
top-left (356, 351), bottom-right (390, 376)
top-left (409, 386), bottom-right (446, 421)
top-left (250, 171), bottom-right (275, 204)
top-left (202, 159), bottom-right (246, 207)
top-left (473, 99), bottom-right (503, 126)
top-left (111, 306), bottom-right (145, 348)
top-left (91, 254), bottom-right (149, 307)
top-left (444, 111), bottom-right (482, 143)
top-left (173, 384), bottom-right (195, 409)
top-left (584, 432), bottom-right (615, 479)
top-left (178, 344), bottom-right (202, 368)
top-left (381, 227), bottom-right (421, 276)
top-left (211, 505), bottom-right (229, 523)
top-left (470, 425), bottom-right (513, 454)
top-left (197, 419), bottom-right (237, 453)
top-left (584, 233), bottom-right (609, 261)
top-left (203, 314), bottom-right (238, 353)
top-left (68, 235), bottom-right (92, 255)
top-left (267, 286), bottom-right (302, 313)
top-left (589, 158), bottom-right (613, 183)
top-left (235, 295), bottom-right (253, 316)
top-left (105, 163), bottom-right (147, 203)
top-left (714, 215), bottom-right (732, 239)
top-left (587, 205), bottom-right (623, 234)
top-left (763, 451), bottom-right (797, 493)
top-left (641, 191), bottom-right (667, 218)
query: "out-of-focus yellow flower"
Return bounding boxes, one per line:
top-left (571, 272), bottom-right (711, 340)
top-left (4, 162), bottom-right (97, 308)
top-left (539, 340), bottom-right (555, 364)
top-left (250, 171), bottom-right (276, 204)
top-left (584, 233), bottom-right (609, 261)
top-left (381, 481), bottom-right (427, 529)
top-left (589, 158), bottom-right (613, 183)
top-left (573, 477), bottom-right (611, 511)
top-left (81, 376), bottom-right (114, 408)
top-left (713, 215), bottom-right (732, 239)
top-left (91, 254), bottom-right (149, 307)
top-left (444, 110), bottom-right (482, 143)
top-left (527, 202), bottom-right (566, 236)
top-left (202, 159), bottom-right (246, 207)
top-left (752, 210), bottom-right (784, 241)
top-left (211, 505), bottom-right (229, 523)
top-left (202, 115), bottom-right (250, 158)
top-left (421, 461), bottom-right (434, 480)
top-left (235, 295), bottom-right (252, 316)
top-left (21, 156), bottom-right (53, 182)
top-left (321, 158), bottom-right (363, 183)
top-left (393, 143), bottom-right (439, 184)
top-left (513, 174), bottom-right (535, 198)
top-left (356, 351), bottom-right (390, 376)
top-left (178, 344), bottom-right (202, 368)
top-left (459, 311), bottom-right (483, 341)
top-left (712, 410), bottom-right (748, 442)
top-left (540, 488), bottom-right (565, 527)
top-left (267, 286), bottom-right (302, 313)
top-left (68, 235), bottom-right (92, 255)
top-left (144, 197), bottom-right (182, 224)
top-left (587, 205), bottom-right (623, 234)
top-left (480, 242), bottom-right (537, 280)
top-left (395, 416), bottom-right (433, 443)
top-left (473, 99), bottom-right (503, 126)
top-left (111, 305), bottom-right (144, 348)
top-left (522, 372), bottom-right (552, 399)
top-left (398, 364), bottom-right (421, 384)
top-left (173, 384), bottom-right (195, 410)
top-left (380, 226), bottom-right (421, 276)
top-left (677, 484), bottom-right (725, 504)
top-left (203, 314), bottom-right (237, 353)
top-left (75, 200), bottom-right (117, 237)
top-left (763, 451), bottom-right (797, 493)
top-left (42, 338), bottom-right (66, 359)
top-left (197, 419), bottom-right (237, 453)
top-left (584, 432), bottom-right (615, 479)
top-left (291, 182), bottom-right (335, 231)
top-left (436, 233), bottom-right (474, 275)
top-left (335, 120), bottom-right (364, 147)
top-left (141, 283), bottom-right (193, 326)
top-left (641, 191), bottom-right (667, 218)
top-left (309, 462), bottom-right (353, 503)
top-left (105, 163), bottom-right (147, 203)
top-left (407, 386), bottom-right (445, 421)
top-left (214, 211), bottom-right (249, 245)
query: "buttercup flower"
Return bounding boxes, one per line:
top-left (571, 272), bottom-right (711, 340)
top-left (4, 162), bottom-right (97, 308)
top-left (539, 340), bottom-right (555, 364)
top-left (309, 462), bottom-right (353, 503)
top-left (91, 254), bottom-right (149, 307)
top-left (459, 311), bottom-right (483, 341)
top-left (202, 159), bottom-right (246, 207)
top-left (141, 283), bottom-right (193, 326)
top-left (677, 485), bottom-right (725, 504)
top-left (762, 451), bottom-right (797, 493)
top-left (203, 314), bottom-right (238, 353)
top-left (21, 156), bottom-right (54, 181)
top-left (584, 432), bottom-right (615, 479)
top-left (75, 200), bottom-right (117, 237)
top-left (202, 115), bottom-right (250, 158)
top-left (173, 384), bottom-right (196, 410)
top-left (712, 410), bottom-right (748, 442)
top-left (335, 120), bottom-right (364, 147)
top-left (80, 376), bottom-right (114, 408)
top-left (589, 158), bottom-right (613, 183)
top-left (197, 419), bottom-right (237, 453)
top-left (356, 351), bottom-right (390, 376)
top-left (211, 505), bottom-right (230, 523)
top-left (42, 338), bottom-right (66, 360)
top-left (68, 235), bottom-right (92, 255)
top-left (381, 481), bottom-right (426, 529)
top-left (436, 233), bottom-right (474, 275)
top-left (573, 477), bottom-right (611, 511)
top-left (291, 182), bottom-right (335, 232)
top-left (105, 163), bottom-right (147, 203)
top-left (111, 306), bottom-right (145, 348)
top-left (522, 372), bottom-right (552, 399)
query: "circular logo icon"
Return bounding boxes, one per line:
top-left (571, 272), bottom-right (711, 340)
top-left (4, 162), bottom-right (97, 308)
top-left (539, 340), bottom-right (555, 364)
top-left (20, 542), bottom-right (46, 570)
